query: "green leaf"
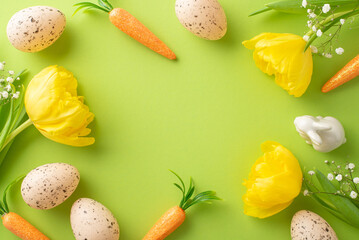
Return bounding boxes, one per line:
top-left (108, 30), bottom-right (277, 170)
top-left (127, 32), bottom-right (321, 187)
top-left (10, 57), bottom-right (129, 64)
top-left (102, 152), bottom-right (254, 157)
top-left (0, 98), bottom-right (14, 149)
top-left (2, 175), bottom-right (25, 213)
top-left (316, 170), bottom-right (359, 228)
top-left (73, 2), bottom-right (110, 15)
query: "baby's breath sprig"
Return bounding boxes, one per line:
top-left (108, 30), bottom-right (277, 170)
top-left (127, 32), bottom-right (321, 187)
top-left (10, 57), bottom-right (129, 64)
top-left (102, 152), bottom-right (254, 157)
top-left (303, 160), bottom-right (359, 228)
top-left (0, 61), bottom-right (29, 167)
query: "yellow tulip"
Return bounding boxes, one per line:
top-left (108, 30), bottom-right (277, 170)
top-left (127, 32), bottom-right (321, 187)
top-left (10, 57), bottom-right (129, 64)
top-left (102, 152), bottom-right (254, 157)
top-left (243, 33), bottom-right (313, 97)
top-left (243, 141), bottom-right (302, 218)
top-left (25, 66), bottom-right (95, 147)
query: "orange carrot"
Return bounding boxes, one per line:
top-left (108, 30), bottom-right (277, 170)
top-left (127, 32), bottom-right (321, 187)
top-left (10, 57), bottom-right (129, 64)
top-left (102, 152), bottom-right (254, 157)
top-left (2, 212), bottom-right (49, 240)
top-left (74, 0), bottom-right (176, 60)
top-left (322, 54), bottom-right (359, 93)
top-left (0, 176), bottom-right (49, 240)
top-left (142, 171), bottom-right (221, 240)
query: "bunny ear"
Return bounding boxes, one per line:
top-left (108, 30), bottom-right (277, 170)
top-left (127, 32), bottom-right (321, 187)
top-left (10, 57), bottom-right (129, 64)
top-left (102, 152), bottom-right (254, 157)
top-left (313, 121), bottom-right (332, 131)
top-left (307, 130), bottom-right (323, 145)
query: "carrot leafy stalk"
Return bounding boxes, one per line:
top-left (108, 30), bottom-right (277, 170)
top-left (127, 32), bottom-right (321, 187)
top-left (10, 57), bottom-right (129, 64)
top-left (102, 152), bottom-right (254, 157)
top-left (142, 171), bottom-right (221, 240)
top-left (73, 0), bottom-right (176, 60)
top-left (322, 54), bottom-right (359, 93)
top-left (1, 176), bottom-right (49, 240)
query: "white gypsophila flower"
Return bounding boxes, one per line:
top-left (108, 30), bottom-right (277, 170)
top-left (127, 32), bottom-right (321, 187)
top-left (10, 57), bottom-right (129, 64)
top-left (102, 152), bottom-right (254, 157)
top-left (336, 174), bottom-right (343, 181)
top-left (307, 20), bottom-right (312, 27)
top-left (12, 91), bottom-right (20, 99)
top-left (8, 70), bottom-right (14, 75)
top-left (2, 91), bottom-right (8, 99)
top-left (307, 9), bottom-right (312, 13)
top-left (322, 4), bottom-right (331, 13)
top-left (350, 191), bottom-right (358, 199)
top-left (349, 163), bottom-right (355, 169)
top-left (303, 190), bottom-right (309, 196)
top-left (302, 0), bottom-right (308, 8)
top-left (335, 47), bottom-right (344, 55)
top-left (327, 173), bottom-right (334, 181)
top-left (16, 77), bottom-right (20, 81)
top-left (311, 45), bottom-right (318, 53)
top-left (354, 177), bottom-right (359, 184)
top-left (4, 85), bottom-right (11, 92)
top-left (324, 160), bottom-right (329, 164)
top-left (340, 19), bottom-right (345, 25)
top-left (303, 35), bottom-right (310, 42)
top-left (6, 77), bottom-right (13, 83)
top-left (316, 29), bottom-right (323, 37)
top-left (308, 170), bottom-right (315, 176)
top-left (0, 62), bottom-right (4, 71)
top-left (312, 25), bottom-right (317, 31)
top-left (309, 12), bottom-right (317, 18)
top-left (324, 53), bottom-right (332, 58)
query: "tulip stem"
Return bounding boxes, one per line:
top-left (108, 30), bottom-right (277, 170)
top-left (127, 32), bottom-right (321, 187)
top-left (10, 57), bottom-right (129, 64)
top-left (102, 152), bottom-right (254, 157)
top-left (1, 118), bottom-right (33, 152)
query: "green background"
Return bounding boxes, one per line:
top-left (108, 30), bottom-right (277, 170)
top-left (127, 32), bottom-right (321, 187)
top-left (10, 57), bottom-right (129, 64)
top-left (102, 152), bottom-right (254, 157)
top-left (1, 0), bottom-right (359, 239)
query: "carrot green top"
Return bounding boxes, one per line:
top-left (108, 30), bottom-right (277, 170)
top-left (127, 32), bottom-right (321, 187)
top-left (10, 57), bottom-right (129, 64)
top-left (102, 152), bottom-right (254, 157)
top-left (170, 171), bottom-right (221, 211)
top-left (74, 0), bottom-right (114, 14)
top-left (0, 176), bottom-right (24, 216)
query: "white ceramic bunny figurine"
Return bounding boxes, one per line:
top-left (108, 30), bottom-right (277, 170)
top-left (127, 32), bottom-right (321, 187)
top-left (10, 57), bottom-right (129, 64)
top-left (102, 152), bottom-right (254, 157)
top-left (294, 115), bottom-right (346, 153)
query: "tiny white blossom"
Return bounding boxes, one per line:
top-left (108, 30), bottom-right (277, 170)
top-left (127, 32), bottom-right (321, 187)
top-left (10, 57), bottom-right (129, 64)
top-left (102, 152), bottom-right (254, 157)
top-left (16, 77), bottom-right (20, 81)
top-left (307, 20), bottom-right (312, 27)
top-left (312, 25), bottom-right (317, 32)
top-left (350, 191), bottom-right (358, 199)
top-left (308, 170), bottom-right (315, 176)
top-left (4, 85), bottom-right (11, 92)
top-left (322, 4), bottom-right (331, 13)
top-left (336, 174), bottom-right (343, 181)
top-left (8, 70), bottom-right (14, 75)
top-left (2, 91), bottom-right (9, 99)
top-left (324, 160), bottom-right (329, 164)
top-left (307, 9), bottom-right (312, 13)
top-left (332, 161), bottom-right (335, 164)
top-left (303, 35), bottom-right (310, 42)
top-left (349, 163), bottom-right (355, 169)
top-left (6, 77), bottom-right (13, 83)
top-left (0, 62), bottom-right (4, 71)
top-left (327, 173), bottom-right (334, 181)
top-left (302, 0), bottom-right (308, 8)
top-left (340, 19), bottom-right (345, 25)
top-left (353, 177), bottom-right (359, 184)
top-left (311, 45), bottom-right (318, 53)
top-left (12, 91), bottom-right (20, 99)
top-left (324, 53), bottom-right (332, 58)
top-left (303, 190), bottom-right (309, 196)
top-left (309, 12), bottom-right (317, 18)
top-left (335, 47), bottom-right (344, 55)
top-left (316, 29), bottom-right (323, 37)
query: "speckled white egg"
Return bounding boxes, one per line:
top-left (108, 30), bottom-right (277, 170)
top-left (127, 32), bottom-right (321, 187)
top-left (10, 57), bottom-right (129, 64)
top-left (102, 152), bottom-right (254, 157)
top-left (21, 163), bottom-right (80, 210)
top-left (71, 198), bottom-right (120, 240)
top-left (291, 210), bottom-right (338, 240)
top-left (7, 6), bottom-right (66, 52)
top-left (175, 0), bottom-right (227, 40)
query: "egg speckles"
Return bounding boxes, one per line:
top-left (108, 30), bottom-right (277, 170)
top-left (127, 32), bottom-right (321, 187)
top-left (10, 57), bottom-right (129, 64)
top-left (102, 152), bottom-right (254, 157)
top-left (21, 163), bottom-right (80, 210)
top-left (175, 0), bottom-right (227, 40)
top-left (7, 6), bottom-right (66, 52)
top-left (71, 198), bottom-right (120, 240)
top-left (291, 210), bottom-right (338, 240)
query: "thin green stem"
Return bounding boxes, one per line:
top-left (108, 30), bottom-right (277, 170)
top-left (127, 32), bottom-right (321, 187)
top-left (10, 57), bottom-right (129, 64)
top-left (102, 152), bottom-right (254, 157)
top-left (1, 118), bottom-right (32, 152)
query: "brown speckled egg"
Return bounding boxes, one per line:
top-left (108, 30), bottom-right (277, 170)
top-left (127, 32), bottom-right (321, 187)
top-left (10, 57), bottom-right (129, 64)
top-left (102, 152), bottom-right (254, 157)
top-left (21, 163), bottom-right (80, 210)
top-left (71, 198), bottom-right (120, 240)
top-left (7, 6), bottom-right (66, 52)
top-left (291, 210), bottom-right (338, 240)
top-left (175, 0), bottom-right (227, 40)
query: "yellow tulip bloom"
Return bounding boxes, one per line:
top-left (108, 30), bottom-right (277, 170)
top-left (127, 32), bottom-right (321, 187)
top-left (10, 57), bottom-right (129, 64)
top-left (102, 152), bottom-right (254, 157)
top-left (243, 141), bottom-right (302, 218)
top-left (25, 66), bottom-right (95, 147)
top-left (243, 33), bottom-right (313, 97)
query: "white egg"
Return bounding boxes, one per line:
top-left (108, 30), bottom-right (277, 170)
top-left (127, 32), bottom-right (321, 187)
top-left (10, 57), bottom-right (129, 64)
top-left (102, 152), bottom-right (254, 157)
top-left (71, 198), bottom-right (120, 240)
top-left (291, 210), bottom-right (338, 240)
top-left (7, 6), bottom-right (66, 52)
top-left (21, 163), bottom-right (80, 210)
top-left (175, 0), bottom-right (227, 40)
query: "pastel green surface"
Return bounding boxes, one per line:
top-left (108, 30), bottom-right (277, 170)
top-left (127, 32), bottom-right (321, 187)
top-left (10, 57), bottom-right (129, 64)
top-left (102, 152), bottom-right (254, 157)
top-left (1, 0), bottom-right (359, 239)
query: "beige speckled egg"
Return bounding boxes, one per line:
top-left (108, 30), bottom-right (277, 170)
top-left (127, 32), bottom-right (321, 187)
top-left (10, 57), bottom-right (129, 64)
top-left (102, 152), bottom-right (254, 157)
top-left (291, 210), bottom-right (338, 240)
top-left (21, 163), bottom-right (80, 210)
top-left (7, 6), bottom-right (66, 52)
top-left (175, 0), bottom-right (227, 40)
top-left (71, 198), bottom-right (120, 240)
